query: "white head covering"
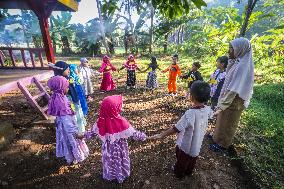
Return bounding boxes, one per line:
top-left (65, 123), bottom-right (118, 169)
top-left (220, 37), bottom-right (254, 108)
top-left (80, 58), bottom-right (88, 64)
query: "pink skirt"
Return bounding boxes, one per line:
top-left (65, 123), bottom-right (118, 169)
top-left (100, 72), bottom-right (116, 91)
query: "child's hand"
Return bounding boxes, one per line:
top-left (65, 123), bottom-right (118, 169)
top-left (76, 133), bottom-right (84, 139)
top-left (148, 134), bottom-right (162, 140)
top-left (213, 109), bottom-right (222, 117)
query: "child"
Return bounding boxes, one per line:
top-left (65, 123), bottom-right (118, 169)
top-left (180, 62), bottom-right (203, 90)
top-left (143, 56), bottom-right (161, 89)
top-left (162, 54), bottom-right (181, 95)
top-left (47, 75), bottom-right (89, 164)
top-left (149, 81), bottom-right (212, 179)
top-left (69, 64), bottom-right (88, 116)
top-left (78, 58), bottom-right (99, 100)
top-left (99, 55), bottom-right (117, 92)
top-left (53, 61), bottom-right (87, 134)
top-left (208, 56), bottom-right (228, 110)
top-left (119, 55), bottom-right (141, 89)
top-left (79, 95), bottom-right (147, 183)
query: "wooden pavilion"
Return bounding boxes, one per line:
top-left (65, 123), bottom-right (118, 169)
top-left (0, 0), bottom-right (80, 119)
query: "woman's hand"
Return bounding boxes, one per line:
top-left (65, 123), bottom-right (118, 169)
top-left (213, 109), bottom-right (222, 116)
top-left (148, 134), bottom-right (163, 140)
top-left (76, 133), bottom-right (85, 139)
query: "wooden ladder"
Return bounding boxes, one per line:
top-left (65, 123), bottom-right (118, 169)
top-left (17, 77), bottom-right (50, 120)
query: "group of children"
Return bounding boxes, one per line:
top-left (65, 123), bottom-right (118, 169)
top-left (47, 53), bottom-right (229, 183)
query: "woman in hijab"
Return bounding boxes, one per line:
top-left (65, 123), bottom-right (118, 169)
top-left (210, 37), bottom-right (254, 152)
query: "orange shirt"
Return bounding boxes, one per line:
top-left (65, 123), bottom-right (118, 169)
top-left (164, 64), bottom-right (181, 80)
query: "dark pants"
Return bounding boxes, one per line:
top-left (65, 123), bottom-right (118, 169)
top-left (174, 146), bottom-right (198, 179)
top-left (126, 70), bottom-right (136, 87)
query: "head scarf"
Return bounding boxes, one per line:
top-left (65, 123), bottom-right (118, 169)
top-left (69, 64), bottom-right (81, 85)
top-left (80, 58), bottom-right (88, 65)
top-left (53, 61), bottom-right (79, 103)
top-left (53, 61), bottom-right (69, 76)
top-left (47, 76), bottom-right (73, 116)
top-left (126, 55), bottom-right (136, 65)
top-left (220, 37), bottom-right (254, 107)
top-left (99, 55), bottom-right (116, 72)
top-left (92, 95), bottom-right (135, 143)
top-left (149, 56), bottom-right (158, 70)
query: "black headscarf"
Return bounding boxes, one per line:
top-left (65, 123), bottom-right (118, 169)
top-left (53, 61), bottom-right (79, 103)
top-left (54, 61), bottom-right (69, 76)
top-left (149, 56), bottom-right (158, 70)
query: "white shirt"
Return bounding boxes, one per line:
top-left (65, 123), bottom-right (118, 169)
top-left (175, 106), bottom-right (213, 157)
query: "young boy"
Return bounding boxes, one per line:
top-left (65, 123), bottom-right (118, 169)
top-left (162, 54), bottom-right (181, 96)
top-left (209, 56), bottom-right (228, 110)
top-left (181, 62), bottom-right (203, 90)
top-left (149, 81), bottom-right (212, 179)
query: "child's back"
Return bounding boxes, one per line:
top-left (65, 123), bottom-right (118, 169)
top-left (84, 95), bottom-right (146, 183)
top-left (176, 105), bottom-right (212, 157)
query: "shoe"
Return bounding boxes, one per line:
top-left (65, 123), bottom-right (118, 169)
top-left (209, 143), bottom-right (227, 153)
top-left (206, 133), bottom-right (213, 140)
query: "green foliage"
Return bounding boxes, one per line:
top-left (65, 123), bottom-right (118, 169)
top-left (237, 83), bottom-right (284, 188)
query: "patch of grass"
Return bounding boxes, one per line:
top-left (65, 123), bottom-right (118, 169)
top-left (236, 83), bottom-right (284, 188)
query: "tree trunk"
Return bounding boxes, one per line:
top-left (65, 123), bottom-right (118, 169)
top-left (21, 10), bottom-right (30, 48)
top-left (96, 0), bottom-right (109, 54)
top-left (180, 25), bottom-right (184, 44)
top-left (149, 5), bottom-right (154, 54)
top-left (239, 0), bottom-right (258, 37)
top-left (177, 27), bottom-right (181, 45)
top-left (163, 33), bottom-right (168, 53)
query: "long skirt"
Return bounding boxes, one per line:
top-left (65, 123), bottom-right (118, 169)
top-left (174, 146), bottom-right (198, 179)
top-left (100, 71), bottom-right (116, 91)
top-left (146, 71), bottom-right (158, 89)
top-left (75, 84), bottom-right (88, 115)
top-left (213, 96), bottom-right (245, 148)
top-left (102, 139), bottom-right (130, 183)
top-left (55, 115), bottom-right (89, 164)
top-left (126, 70), bottom-right (136, 87)
top-left (82, 77), bottom-right (94, 96)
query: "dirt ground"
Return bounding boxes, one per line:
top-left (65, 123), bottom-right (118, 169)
top-left (0, 78), bottom-right (255, 189)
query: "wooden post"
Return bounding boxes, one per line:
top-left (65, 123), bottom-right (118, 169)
top-left (29, 50), bottom-right (36, 67)
top-left (0, 51), bottom-right (4, 67)
top-left (8, 49), bottom-right (16, 67)
top-left (38, 50), bottom-right (44, 68)
top-left (38, 17), bottom-right (55, 63)
top-left (21, 49), bottom-right (27, 67)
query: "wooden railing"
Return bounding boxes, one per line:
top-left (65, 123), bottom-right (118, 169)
top-left (0, 47), bottom-right (49, 69)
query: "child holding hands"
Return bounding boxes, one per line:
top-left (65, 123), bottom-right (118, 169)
top-left (149, 81), bottom-right (212, 179)
top-left (47, 76), bottom-right (89, 164)
top-left (78, 95), bottom-right (147, 183)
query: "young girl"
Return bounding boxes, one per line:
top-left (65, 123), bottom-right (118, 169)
top-left (162, 54), bottom-right (181, 95)
top-left (143, 56), bottom-right (160, 89)
top-left (78, 58), bottom-right (99, 100)
top-left (69, 64), bottom-right (88, 116)
top-left (119, 55), bottom-right (141, 89)
top-left (47, 75), bottom-right (89, 164)
top-left (208, 56), bottom-right (228, 110)
top-left (79, 95), bottom-right (147, 183)
top-left (53, 61), bottom-right (87, 134)
top-left (99, 55), bottom-right (117, 92)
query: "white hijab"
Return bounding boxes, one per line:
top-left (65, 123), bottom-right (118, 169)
top-left (220, 37), bottom-right (254, 108)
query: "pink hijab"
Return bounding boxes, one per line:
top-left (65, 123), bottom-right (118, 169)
top-left (99, 55), bottom-right (116, 73)
top-left (92, 95), bottom-right (135, 143)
